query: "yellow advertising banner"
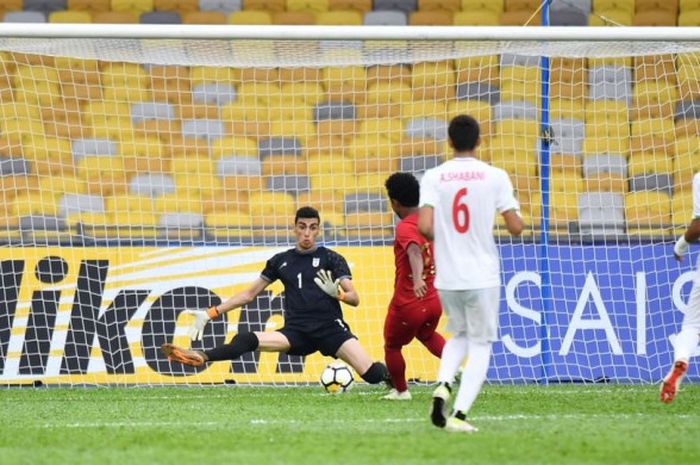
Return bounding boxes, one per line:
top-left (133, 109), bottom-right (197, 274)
top-left (0, 247), bottom-right (444, 386)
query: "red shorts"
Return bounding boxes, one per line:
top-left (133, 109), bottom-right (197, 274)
top-left (383, 295), bottom-right (443, 348)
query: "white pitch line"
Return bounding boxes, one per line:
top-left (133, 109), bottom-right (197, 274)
top-left (32, 412), bottom-right (699, 429)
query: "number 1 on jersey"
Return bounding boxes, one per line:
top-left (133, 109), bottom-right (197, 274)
top-left (297, 272), bottom-right (302, 289)
top-left (452, 187), bottom-right (470, 233)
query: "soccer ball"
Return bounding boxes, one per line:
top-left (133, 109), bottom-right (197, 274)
top-left (320, 362), bottom-right (354, 394)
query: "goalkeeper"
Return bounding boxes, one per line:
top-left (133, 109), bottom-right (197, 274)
top-left (162, 206), bottom-right (391, 386)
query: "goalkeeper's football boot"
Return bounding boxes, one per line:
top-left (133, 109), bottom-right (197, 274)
top-left (382, 389), bottom-right (412, 401)
top-left (660, 360), bottom-right (688, 404)
top-left (161, 343), bottom-right (207, 367)
top-left (445, 417), bottom-right (478, 433)
top-left (430, 383), bottom-right (450, 428)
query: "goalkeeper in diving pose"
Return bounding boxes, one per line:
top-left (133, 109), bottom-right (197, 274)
top-left (161, 206), bottom-right (391, 387)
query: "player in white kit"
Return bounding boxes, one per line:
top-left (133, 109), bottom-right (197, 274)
top-left (663, 172), bottom-right (700, 403)
top-left (418, 115), bottom-right (524, 433)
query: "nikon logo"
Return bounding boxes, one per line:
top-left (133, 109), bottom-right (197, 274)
top-left (0, 255), bottom-right (304, 380)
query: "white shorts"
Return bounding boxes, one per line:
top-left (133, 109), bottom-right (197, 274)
top-left (683, 274), bottom-right (700, 331)
top-left (437, 287), bottom-right (500, 343)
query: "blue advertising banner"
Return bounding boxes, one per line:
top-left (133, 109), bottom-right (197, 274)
top-left (493, 243), bottom-right (698, 383)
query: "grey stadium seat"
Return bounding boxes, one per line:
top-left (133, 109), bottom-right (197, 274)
top-left (4, 11), bottom-right (46, 22)
top-left (71, 138), bottom-right (117, 163)
top-left (344, 193), bottom-right (387, 215)
top-left (405, 118), bottom-right (448, 141)
top-left (19, 215), bottom-right (65, 232)
top-left (258, 137), bottom-right (302, 158)
top-left (493, 100), bottom-right (538, 121)
top-left (399, 155), bottom-right (443, 174)
top-left (130, 102), bottom-right (176, 124)
top-left (550, 9), bottom-right (588, 26)
top-left (455, 82), bottom-right (500, 104)
top-left (582, 153), bottom-right (628, 177)
top-left (0, 158), bottom-right (31, 176)
top-left (191, 82), bottom-right (237, 106)
top-left (550, 118), bottom-right (585, 155)
top-left (57, 194), bottom-right (105, 218)
top-left (159, 212), bottom-right (204, 228)
top-left (550, 0), bottom-right (591, 13)
top-left (363, 10), bottom-right (407, 25)
top-left (129, 174), bottom-right (176, 198)
top-left (23, 0), bottom-right (66, 13)
top-left (674, 100), bottom-right (700, 121)
top-left (373, 0), bottom-right (417, 13)
top-left (589, 66), bottom-right (632, 102)
top-left (181, 119), bottom-right (226, 141)
top-left (578, 192), bottom-right (625, 235)
top-left (216, 156), bottom-right (262, 176)
top-left (500, 54), bottom-right (539, 67)
top-left (198, 0), bottom-right (242, 13)
top-left (629, 174), bottom-right (673, 196)
top-left (266, 175), bottom-right (310, 195)
top-left (140, 11), bottom-right (182, 24)
top-left (313, 101), bottom-right (355, 121)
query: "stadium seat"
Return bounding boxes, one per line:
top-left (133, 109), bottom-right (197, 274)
top-left (190, 83), bottom-right (237, 106)
top-left (0, 157), bottom-right (31, 177)
top-left (409, 10), bottom-right (453, 25)
top-left (140, 11), bottom-right (182, 23)
top-left (551, 9), bottom-right (589, 25)
top-left (582, 153), bottom-right (628, 178)
top-left (228, 10), bottom-right (272, 23)
top-left (419, 0), bottom-right (460, 10)
top-left (399, 154), bottom-right (443, 175)
top-left (71, 138), bottom-right (118, 163)
top-left (589, 65), bottom-right (633, 102)
top-left (637, 0), bottom-right (677, 14)
top-left (678, 9), bottom-right (700, 26)
top-left (674, 99), bottom-right (700, 121)
top-left (672, 189), bottom-right (692, 231)
top-left (249, 191), bottom-right (296, 223)
top-left (633, 10), bottom-right (677, 26)
top-left (453, 10), bottom-right (500, 25)
top-left (490, 135), bottom-right (538, 178)
top-left (265, 175), bottom-right (310, 196)
top-left (500, 9), bottom-right (541, 25)
top-left (158, 212), bottom-right (205, 239)
top-left (155, 0), bottom-right (198, 10)
top-left (24, 0), bottom-right (67, 13)
top-left (448, 100), bottom-right (493, 126)
top-left (199, 0), bottom-right (242, 11)
top-left (625, 190), bottom-right (671, 234)
top-left (184, 11), bottom-right (226, 23)
top-left (206, 211), bottom-right (254, 239)
top-left (364, 10), bottom-right (407, 25)
top-left (374, 0), bottom-right (416, 12)
top-left (550, 191), bottom-right (580, 226)
top-left (272, 10), bottom-right (316, 24)
top-left (493, 100), bottom-right (538, 121)
top-left (316, 10), bottom-right (363, 25)
top-left (343, 192), bottom-right (387, 215)
top-left (286, 0), bottom-right (329, 12)
top-left (630, 118), bottom-right (675, 154)
top-left (405, 118), bottom-right (448, 141)
top-left (258, 137), bottom-right (303, 158)
top-left (631, 82), bottom-right (678, 120)
top-left (91, 11), bottom-right (138, 22)
top-left (633, 55), bottom-right (676, 84)
top-left (629, 173), bottom-right (673, 196)
top-left (68, 0), bottom-right (110, 11)
top-left (48, 10), bottom-right (92, 22)
top-left (578, 191), bottom-right (625, 235)
top-left (550, 118), bottom-right (585, 155)
top-left (130, 102), bottom-right (176, 124)
top-left (110, 0), bottom-right (153, 14)
top-left (57, 193), bottom-right (105, 219)
top-left (129, 173), bottom-right (177, 197)
top-left (216, 154), bottom-right (262, 177)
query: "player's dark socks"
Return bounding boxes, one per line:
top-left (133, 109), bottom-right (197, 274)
top-left (454, 411), bottom-right (467, 421)
top-left (361, 361), bottom-right (391, 385)
top-left (439, 381), bottom-right (452, 393)
top-left (204, 332), bottom-right (259, 362)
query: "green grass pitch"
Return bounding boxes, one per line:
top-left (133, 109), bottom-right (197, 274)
top-left (1, 384), bottom-right (699, 465)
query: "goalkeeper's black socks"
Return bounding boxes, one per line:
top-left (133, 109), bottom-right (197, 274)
top-left (361, 361), bottom-right (390, 384)
top-left (438, 381), bottom-right (452, 393)
top-left (454, 411), bottom-right (467, 421)
top-left (204, 332), bottom-right (259, 361)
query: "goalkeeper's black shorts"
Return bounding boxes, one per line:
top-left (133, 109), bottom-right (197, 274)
top-left (278, 319), bottom-right (356, 357)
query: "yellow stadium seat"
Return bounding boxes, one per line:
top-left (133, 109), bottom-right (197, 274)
top-left (490, 136), bottom-right (538, 177)
top-left (636, 0), bottom-right (678, 14)
top-left (672, 190), bottom-right (693, 229)
top-left (155, 0), bottom-right (198, 11)
top-left (355, 173), bottom-right (387, 192)
top-left (249, 191), bottom-right (296, 218)
top-left (505, 0), bottom-right (540, 10)
top-left (69, 0), bottom-right (110, 11)
top-left (497, 119), bottom-right (538, 139)
top-left (550, 192), bottom-right (580, 225)
top-left (634, 9), bottom-right (677, 26)
top-left (329, 0), bottom-right (371, 11)
top-left (500, 64), bottom-right (539, 84)
top-left (589, 8), bottom-right (633, 26)
top-left (66, 212), bottom-right (112, 227)
top-left (409, 10), bottom-right (453, 25)
top-left (358, 119), bottom-right (404, 143)
top-left (309, 173), bottom-right (356, 195)
top-left (206, 211), bottom-right (254, 239)
top-left (411, 61), bottom-right (456, 100)
top-left (279, 82), bottom-right (325, 106)
top-left (110, 0), bottom-right (154, 15)
top-left (49, 11), bottom-right (92, 23)
top-left (627, 152), bottom-right (673, 177)
top-left (316, 10), bottom-right (362, 25)
top-left (625, 191), bottom-right (671, 234)
top-left (0, 102), bottom-right (40, 120)
top-left (673, 137), bottom-right (700, 190)
top-left (582, 136), bottom-right (630, 156)
top-left (210, 136), bottom-right (258, 158)
top-left (102, 62), bottom-right (148, 87)
top-left (92, 11), bottom-right (139, 22)
top-left (306, 155), bottom-right (353, 177)
top-left (170, 157), bottom-right (215, 175)
top-left (348, 135), bottom-right (397, 161)
top-left (41, 175), bottom-right (84, 196)
top-left (447, 100), bottom-right (493, 125)
top-left (462, 0), bottom-right (504, 14)
top-left (190, 66), bottom-right (239, 85)
top-left (13, 64), bottom-right (59, 88)
top-left (228, 10), bottom-right (272, 24)
top-left (296, 192), bottom-right (344, 225)
top-left (679, 9), bottom-right (700, 26)
top-left (585, 172), bottom-right (628, 193)
top-left (106, 195), bottom-right (156, 215)
top-left (286, 0), bottom-right (329, 12)
top-left (183, 11), bottom-right (226, 24)
top-left (453, 10), bottom-right (500, 25)
top-left (154, 193), bottom-right (205, 214)
top-left (175, 172), bottom-right (223, 197)
top-left (261, 154), bottom-right (307, 176)
top-left (272, 10), bottom-right (316, 24)
top-left (237, 82), bottom-right (282, 107)
top-left (420, 0), bottom-right (461, 11)
top-left (631, 82), bottom-right (678, 120)
top-left (245, 0), bottom-right (285, 10)
top-left (2, 118), bottom-right (45, 146)
top-left (344, 212), bottom-right (393, 238)
top-left (500, 10), bottom-right (541, 26)
top-left (593, 0), bottom-right (634, 14)
top-left (402, 100), bottom-right (447, 120)
top-left (354, 156), bottom-right (398, 176)
top-left (630, 118), bottom-right (675, 154)
top-left (12, 193), bottom-right (59, 217)
top-left (634, 55), bottom-right (676, 85)
top-left (550, 98), bottom-right (586, 120)
top-left (321, 65), bottom-right (367, 94)
top-left (453, 54), bottom-right (499, 85)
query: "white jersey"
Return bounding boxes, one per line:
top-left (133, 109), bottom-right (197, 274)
top-left (419, 156), bottom-right (519, 290)
top-left (693, 173), bottom-right (700, 219)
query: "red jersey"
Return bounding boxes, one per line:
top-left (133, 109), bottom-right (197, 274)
top-left (390, 212), bottom-right (437, 307)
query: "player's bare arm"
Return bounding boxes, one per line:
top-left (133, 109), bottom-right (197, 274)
top-left (418, 206), bottom-right (434, 240)
top-left (406, 242), bottom-right (427, 298)
top-left (213, 276), bottom-right (270, 315)
top-left (674, 218), bottom-right (700, 261)
top-left (502, 209), bottom-right (524, 236)
top-left (339, 277), bottom-right (359, 306)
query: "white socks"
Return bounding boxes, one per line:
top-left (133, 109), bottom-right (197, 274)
top-left (674, 328), bottom-right (700, 362)
top-left (437, 334), bottom-right (468, 384)
top-left (452, 341), bottom-right (492, 415)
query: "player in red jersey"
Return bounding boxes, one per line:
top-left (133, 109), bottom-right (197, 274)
top-left (382, 172), bottom-right (446, 400)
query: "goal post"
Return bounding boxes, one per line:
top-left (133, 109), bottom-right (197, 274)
top-left (0, 24), bottom-right (698, 386)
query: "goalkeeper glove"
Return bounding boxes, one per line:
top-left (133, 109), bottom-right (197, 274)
top-left (314, 269), bottom-right (346, 302)
top-left (674, 235), bottom-right (689, 260)
top-left (182, 306), bottom-right (220, 342)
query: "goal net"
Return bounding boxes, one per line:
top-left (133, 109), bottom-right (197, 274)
top-left (0, 25), bottom-right (698, 386)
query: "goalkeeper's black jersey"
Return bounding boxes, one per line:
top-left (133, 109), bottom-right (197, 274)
top-left (260, 246), bottom-right (352, 330)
